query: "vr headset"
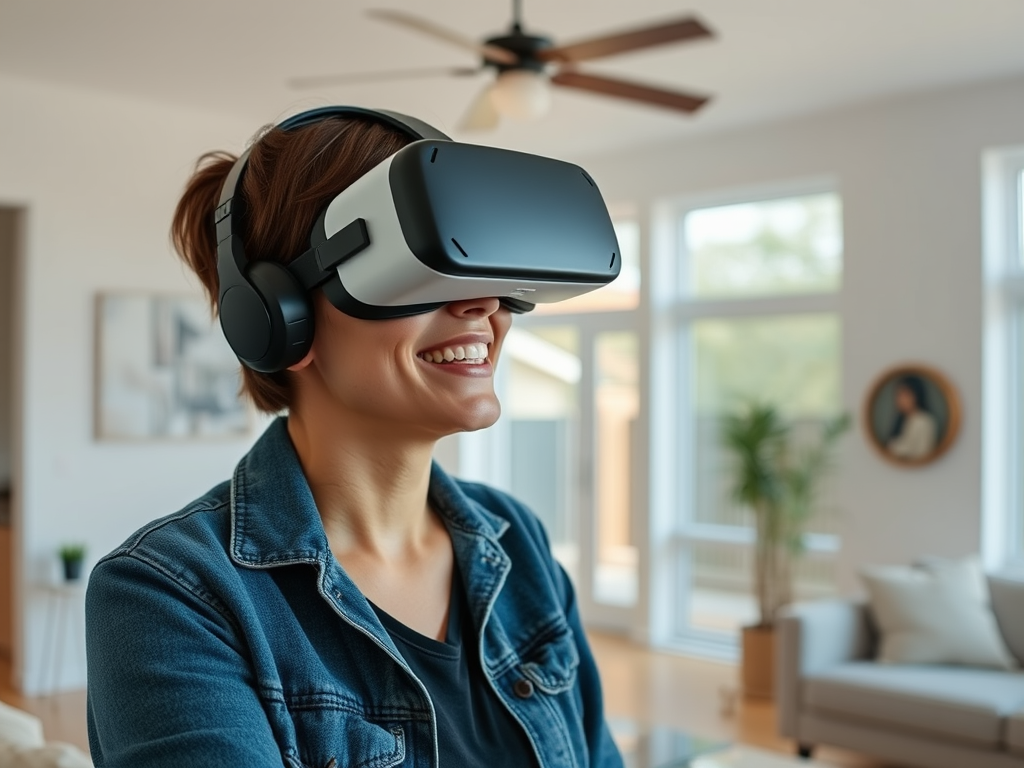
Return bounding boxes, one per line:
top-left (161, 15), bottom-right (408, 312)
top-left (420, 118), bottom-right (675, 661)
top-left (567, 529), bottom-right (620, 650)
top-left (215, 106), bottom-right (621, 373)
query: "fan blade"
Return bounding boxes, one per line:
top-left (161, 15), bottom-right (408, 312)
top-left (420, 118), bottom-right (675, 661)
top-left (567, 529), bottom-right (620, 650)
top-left (538, 17), bottom-right (712, 63)
top-left (368, 9), bottom-right (519, 66)
top-left (288, 66), bottom-right (480, 90)
top-left (457, 84), bottom-right (501, 131)
top-left (551, 70), bottom-right (710, 113)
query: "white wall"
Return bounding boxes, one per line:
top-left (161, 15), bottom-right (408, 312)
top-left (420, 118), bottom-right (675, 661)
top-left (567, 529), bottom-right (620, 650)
top-left (0, 74), bottom-right (270, 692)
top-left (581, 74), bottom-right (1024, 597)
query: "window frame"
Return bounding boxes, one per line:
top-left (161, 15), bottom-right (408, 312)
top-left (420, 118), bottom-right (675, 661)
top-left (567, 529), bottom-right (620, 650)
top-left (649, 179), bottom-right (844, 658)
top-left (982, 148), bottom-right (1024, 570)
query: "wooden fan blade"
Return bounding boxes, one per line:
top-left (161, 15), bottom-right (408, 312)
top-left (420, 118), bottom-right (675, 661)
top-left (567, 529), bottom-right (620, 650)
top-left (538, 17), bottom-right (712, 63)
top-left (458, 84), bottom-right (500, 131)
top-left (551, 70), bottom-right (710, 113)
top-left (367, 9), bottom-right (519, 66)
top-left (288, 67), bottom-right (480, 90)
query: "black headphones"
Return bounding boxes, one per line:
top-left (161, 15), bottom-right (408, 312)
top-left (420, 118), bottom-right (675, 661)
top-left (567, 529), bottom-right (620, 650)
top-left (213, 106), bottom-right (451, 373)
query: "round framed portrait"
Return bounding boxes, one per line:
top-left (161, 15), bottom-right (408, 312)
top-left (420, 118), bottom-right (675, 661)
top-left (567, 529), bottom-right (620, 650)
top-left (864, 364), bottom-right (961, 467)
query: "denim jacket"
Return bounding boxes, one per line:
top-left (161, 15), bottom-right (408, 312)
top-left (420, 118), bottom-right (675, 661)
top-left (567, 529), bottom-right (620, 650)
top-left (86, 418), bottom-right (625, 768)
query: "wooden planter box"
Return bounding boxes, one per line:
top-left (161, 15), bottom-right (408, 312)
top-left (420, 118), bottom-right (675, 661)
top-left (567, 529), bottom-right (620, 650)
top-left (741, 625), bottom-right (775, 700)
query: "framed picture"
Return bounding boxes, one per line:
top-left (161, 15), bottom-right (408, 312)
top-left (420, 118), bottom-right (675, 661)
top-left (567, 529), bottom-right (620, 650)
top-left (95, 293), bottom-right (250, 440)
top-left (864, 364), bottom-right (961, 467)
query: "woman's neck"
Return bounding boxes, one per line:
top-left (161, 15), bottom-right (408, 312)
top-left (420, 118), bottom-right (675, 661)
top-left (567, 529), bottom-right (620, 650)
top-left (286, 406), bottom-right (438, 561)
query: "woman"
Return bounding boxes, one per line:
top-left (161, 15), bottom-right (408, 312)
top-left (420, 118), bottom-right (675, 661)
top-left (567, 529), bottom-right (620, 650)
top-left (886, 375), bottom-right (938, 460)
top-left (85, 109), bottom-right (624, 768)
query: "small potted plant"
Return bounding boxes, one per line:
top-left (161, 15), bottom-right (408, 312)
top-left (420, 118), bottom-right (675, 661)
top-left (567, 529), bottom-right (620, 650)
top-left (59, 543), bottom-right (87, 582)
top-left (723, 403), bottom-right (849, 699)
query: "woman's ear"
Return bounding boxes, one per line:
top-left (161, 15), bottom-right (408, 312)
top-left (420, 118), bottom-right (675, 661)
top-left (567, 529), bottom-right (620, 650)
top-left (287, 348), bottom-right (315, 371)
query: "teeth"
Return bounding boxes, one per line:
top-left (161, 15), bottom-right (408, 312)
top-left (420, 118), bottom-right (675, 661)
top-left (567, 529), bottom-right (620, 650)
top-left (419, 343), bottom-right (489, 363)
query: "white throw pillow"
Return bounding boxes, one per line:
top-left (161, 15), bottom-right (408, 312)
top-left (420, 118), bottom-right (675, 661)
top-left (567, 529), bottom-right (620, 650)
top-left (860, 558), bottom-right (1018, 669)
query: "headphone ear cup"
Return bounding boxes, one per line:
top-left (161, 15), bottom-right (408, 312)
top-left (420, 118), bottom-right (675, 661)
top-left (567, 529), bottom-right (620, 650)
top-left (237, 261), bottom-right (313, 373)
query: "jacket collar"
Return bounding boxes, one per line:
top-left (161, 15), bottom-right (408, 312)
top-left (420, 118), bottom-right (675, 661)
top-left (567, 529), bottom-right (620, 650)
top-left (230, 418), bottom-right (509, 568)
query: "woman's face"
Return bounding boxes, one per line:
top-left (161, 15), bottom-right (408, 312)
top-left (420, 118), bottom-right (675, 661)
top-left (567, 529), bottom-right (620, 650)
top-left (293, 294), bottom-right (513, 438)
top-left (895, 384), bottom-right (917, 414)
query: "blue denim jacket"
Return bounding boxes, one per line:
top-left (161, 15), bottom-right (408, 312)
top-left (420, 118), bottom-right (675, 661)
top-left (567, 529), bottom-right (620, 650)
top-left (86, 418), bottom-right (624, 768)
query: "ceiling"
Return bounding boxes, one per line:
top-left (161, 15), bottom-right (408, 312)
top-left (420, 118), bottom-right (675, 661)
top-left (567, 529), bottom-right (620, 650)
top-left (3, 0), bottom-right (1024, 158)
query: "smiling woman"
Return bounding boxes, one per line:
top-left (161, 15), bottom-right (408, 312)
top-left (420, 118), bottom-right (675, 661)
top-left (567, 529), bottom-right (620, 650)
top-left (84, 107), bottom-right (624, 768)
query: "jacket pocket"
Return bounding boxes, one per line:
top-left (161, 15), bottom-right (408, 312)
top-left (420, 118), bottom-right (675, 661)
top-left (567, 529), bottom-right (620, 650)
top-left (285, 704), bottom-right (406, 768)
top-left (518, 621), bottom-right (580, 694)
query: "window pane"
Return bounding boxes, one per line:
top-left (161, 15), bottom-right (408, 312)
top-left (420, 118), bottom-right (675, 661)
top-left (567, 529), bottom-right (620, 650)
top-left (683, 542), bottom-right (837, 634)
top-left (505, 327), bottom-right (580, 580)
top-left (685, 542), bottom-right (757, 633)
top-left (594, 331), bottom-right (639, 606)
top-left (685, 193), bottom-right (842, 298)
top-left (691, 314), bottom-right (842, 537)
top-left (533, 219), bottom-right (640, 314)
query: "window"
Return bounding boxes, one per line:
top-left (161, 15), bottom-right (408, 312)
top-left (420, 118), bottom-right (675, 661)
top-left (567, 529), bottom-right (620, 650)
top-left (503, 216), bottom-right (643, 629)
top-left (652, 187), bottom-right (844, 656)
top-left (982, 148), bottom-right (1024, 568)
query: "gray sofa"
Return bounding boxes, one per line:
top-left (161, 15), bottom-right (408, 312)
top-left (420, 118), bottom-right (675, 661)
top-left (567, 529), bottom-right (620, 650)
top-left (777, 575), bottom-right (1024, 768)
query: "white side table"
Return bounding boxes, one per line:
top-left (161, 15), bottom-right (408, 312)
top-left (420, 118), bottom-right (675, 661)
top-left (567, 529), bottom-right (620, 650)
top-left (34, 581), bottom-right (86, 695)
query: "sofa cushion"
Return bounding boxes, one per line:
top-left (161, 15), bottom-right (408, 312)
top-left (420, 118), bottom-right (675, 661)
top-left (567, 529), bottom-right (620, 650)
top-left (989, 574), bottom-right (1024, 666)
top-left (0, 702), bottom-right (92, 767)
top-left (803, 661), bottom-right (1024, 747)
top-left (1008, 710), bottom-right (1024, 756)
top-left (860, 562), bottom-right (1017, 668)
top-left (0, 701), bottom-right (44, 749)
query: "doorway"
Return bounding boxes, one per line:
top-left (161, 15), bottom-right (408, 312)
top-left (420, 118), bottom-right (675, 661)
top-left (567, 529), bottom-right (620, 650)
top-left (0, 206), bottom-right (24, 681)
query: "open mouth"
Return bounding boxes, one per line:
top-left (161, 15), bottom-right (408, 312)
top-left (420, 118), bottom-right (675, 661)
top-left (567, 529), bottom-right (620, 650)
top-left (417, 343), bottom-right (489, 364)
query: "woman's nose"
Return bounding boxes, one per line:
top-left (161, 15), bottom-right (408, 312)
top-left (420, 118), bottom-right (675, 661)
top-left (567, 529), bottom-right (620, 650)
top-left (445, 296), bottom-right (502, 318)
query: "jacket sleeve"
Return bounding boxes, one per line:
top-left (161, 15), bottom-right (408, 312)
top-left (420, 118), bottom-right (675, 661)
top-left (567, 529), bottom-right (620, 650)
top-left (86, 553), bottom-right (284, 768)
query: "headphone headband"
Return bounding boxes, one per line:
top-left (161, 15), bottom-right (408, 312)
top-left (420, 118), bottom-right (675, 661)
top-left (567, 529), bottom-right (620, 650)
top-left (214, 106), bottom-right (451, 373)
top-left (215, 106), bottom-right (451, 226)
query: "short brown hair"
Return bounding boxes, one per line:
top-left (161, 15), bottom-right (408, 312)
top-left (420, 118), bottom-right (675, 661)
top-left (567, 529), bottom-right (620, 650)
top-left (170, 117), bottom-right (411, 413)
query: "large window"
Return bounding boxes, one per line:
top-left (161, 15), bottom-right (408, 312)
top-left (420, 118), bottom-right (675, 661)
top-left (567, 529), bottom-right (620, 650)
top-left (982, 149), bottom-right (1024, 568)
top-left (654, 188), bottom-right (844, 655)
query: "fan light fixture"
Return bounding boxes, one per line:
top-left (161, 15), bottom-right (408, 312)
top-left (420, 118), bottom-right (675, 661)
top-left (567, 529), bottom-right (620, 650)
top-left (490, 69), bottom-right (552, 120)
top-left (290, 6), bottom-right (715, 131)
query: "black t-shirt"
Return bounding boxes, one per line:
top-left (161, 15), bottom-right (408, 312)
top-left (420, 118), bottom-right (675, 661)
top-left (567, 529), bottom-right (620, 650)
top-left (371, 569), bottom-right (539, 768)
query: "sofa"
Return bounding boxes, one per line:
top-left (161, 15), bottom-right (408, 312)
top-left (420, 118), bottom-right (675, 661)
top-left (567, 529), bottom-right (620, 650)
top-left (0, 699), bottom-right (92, 767)
top-left (777, 572), bottom-right (1024, 768)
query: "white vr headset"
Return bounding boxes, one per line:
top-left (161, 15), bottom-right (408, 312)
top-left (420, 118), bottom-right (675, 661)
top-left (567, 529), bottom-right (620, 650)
top-left (214, 106), bottom-right (621, 372)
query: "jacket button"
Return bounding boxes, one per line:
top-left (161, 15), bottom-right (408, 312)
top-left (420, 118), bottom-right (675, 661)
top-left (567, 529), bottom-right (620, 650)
top-left (513, 678), bottom-right (535, 699)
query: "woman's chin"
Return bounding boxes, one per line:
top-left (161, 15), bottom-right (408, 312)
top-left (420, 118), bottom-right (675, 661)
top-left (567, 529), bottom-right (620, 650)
top-left (444, 398), bottom-right (502, 435)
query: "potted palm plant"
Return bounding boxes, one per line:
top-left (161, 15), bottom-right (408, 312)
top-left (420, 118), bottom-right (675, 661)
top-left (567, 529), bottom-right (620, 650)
top-left (722, 403), bottom-right (849, 699)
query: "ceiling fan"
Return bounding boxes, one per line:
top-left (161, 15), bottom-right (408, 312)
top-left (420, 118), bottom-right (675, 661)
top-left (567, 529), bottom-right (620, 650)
top-left (288, 1), bottom-right (715, 130)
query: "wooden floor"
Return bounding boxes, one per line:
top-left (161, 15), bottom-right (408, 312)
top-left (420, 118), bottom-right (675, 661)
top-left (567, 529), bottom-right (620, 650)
top-left (587, 632), bottom-right (889, 767)
top-left (0, 632), bottom-right (891, 766)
